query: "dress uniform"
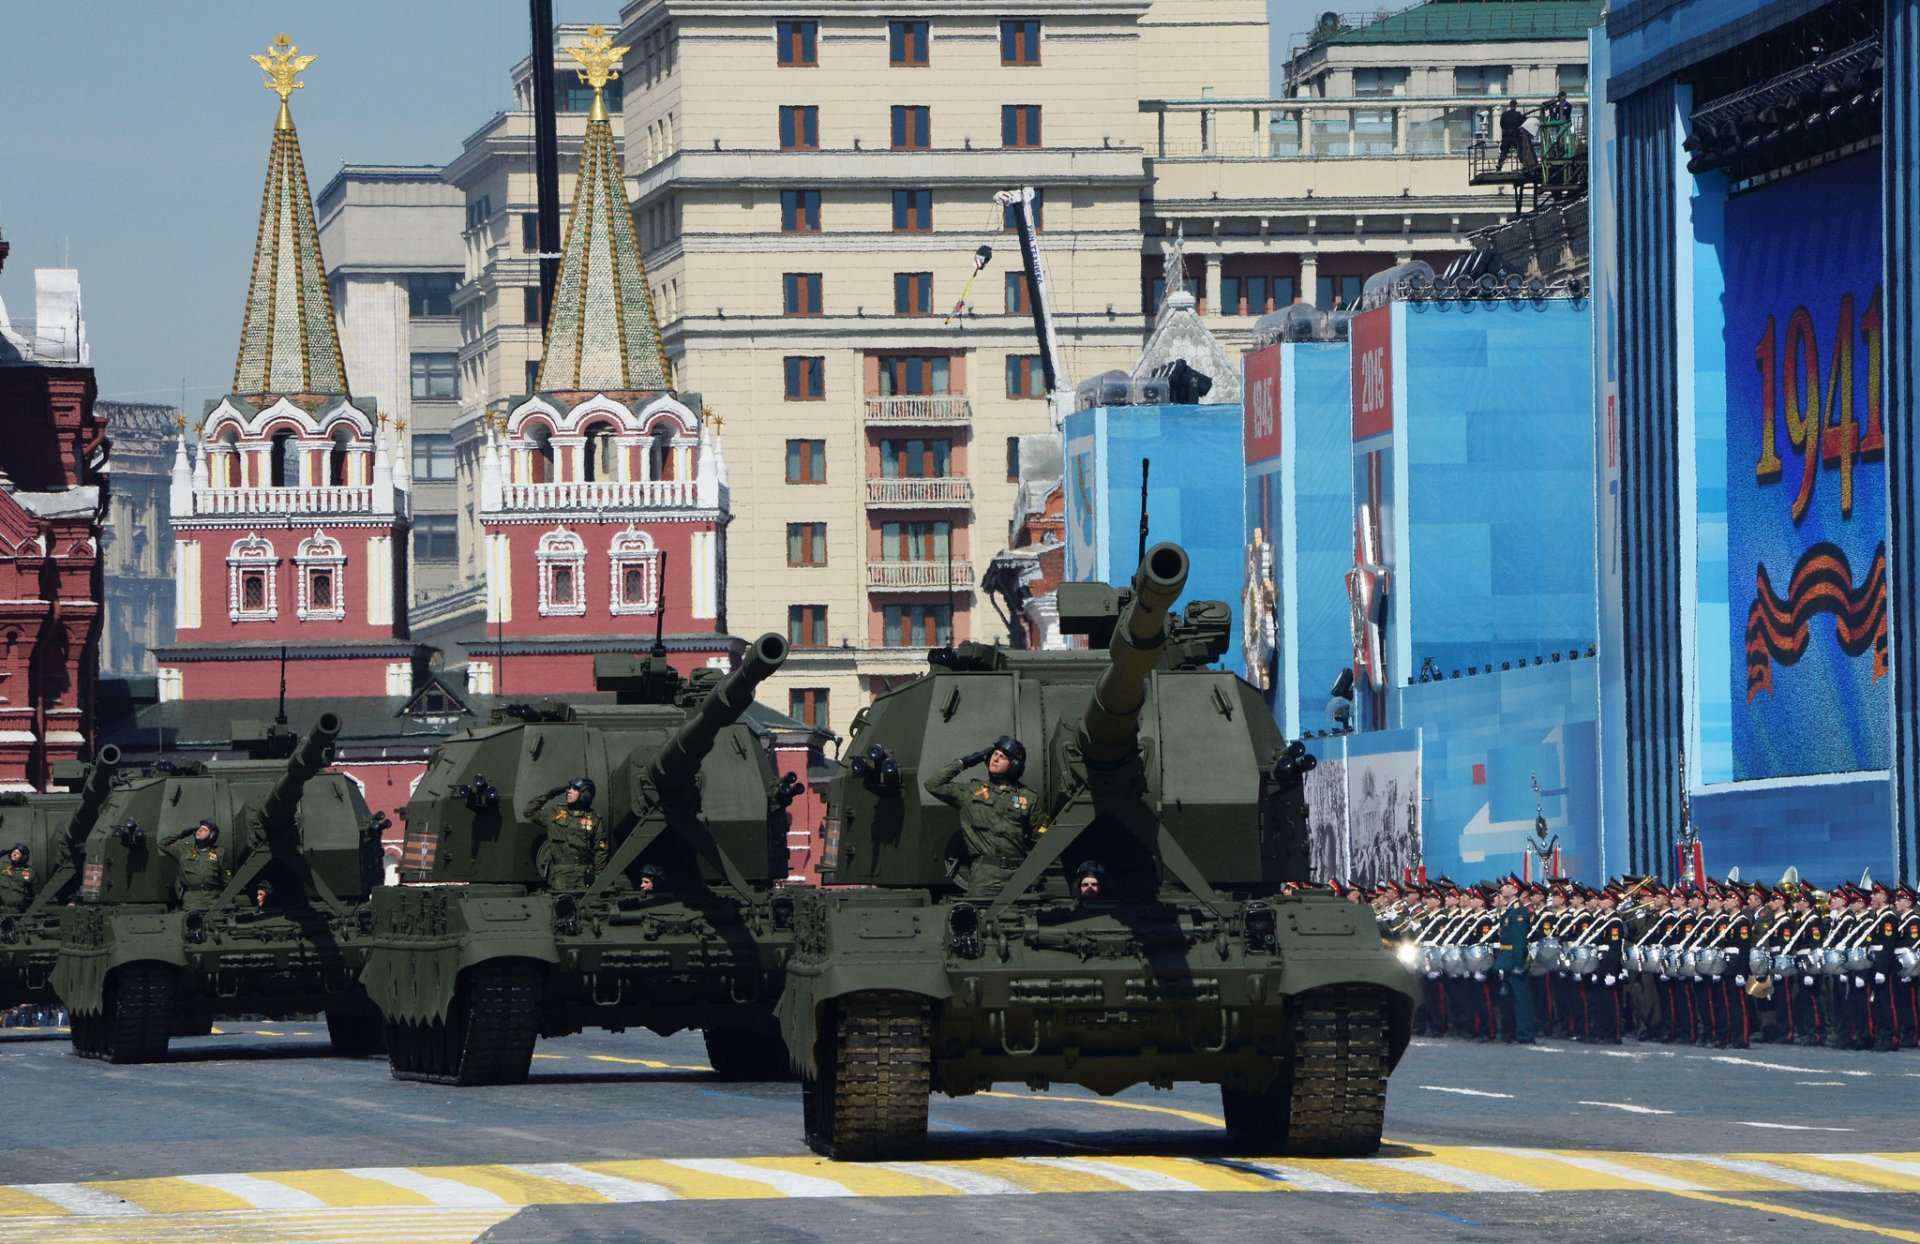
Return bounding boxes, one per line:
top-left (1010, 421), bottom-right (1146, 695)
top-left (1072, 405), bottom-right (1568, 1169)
top-left (1581, 889), bottom-right (1627, 1044)
top-left (1492, 879), bottom-right (1533, 1043)
top-left (1891, 888), bottom-right (1919, 1049)
top-left (925, 737), bottom-right (1045, 894)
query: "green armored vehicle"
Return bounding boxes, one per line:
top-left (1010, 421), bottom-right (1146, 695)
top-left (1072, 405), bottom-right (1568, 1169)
top-left (0, 748), bottom-right (117, 1011)
top-left (54, 715), bottom-right (389, 1062)
top-left (363, 633), bottom-right (802, 1086)
top-left (779, 544), bottom-right (1417, 1160)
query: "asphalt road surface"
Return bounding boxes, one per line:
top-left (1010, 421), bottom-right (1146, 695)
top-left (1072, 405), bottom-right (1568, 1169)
top-left (1, 1024), bottom-right (1914, 1243)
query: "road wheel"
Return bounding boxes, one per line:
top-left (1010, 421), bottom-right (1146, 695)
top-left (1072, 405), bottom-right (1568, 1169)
top-left (326, 1007), bottom-right (385, 1056)
top-left (103, 963), bottom-right (174, 1064)
top-left (815, 992), bottom-right (930, 1161)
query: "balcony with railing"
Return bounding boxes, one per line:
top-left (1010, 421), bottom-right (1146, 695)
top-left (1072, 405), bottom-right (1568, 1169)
top-left (862, 396), bottom-right (973, 427)
top-left (866, 560), bottom-right (974, 593)
top-left (1140, 93), bottom-right (1588, 162)
top-left (865, 477), bottom-right (973, 508)
top-left (499, 479), bottom-right (701, 510)
top-left (189, 486), bottom-right (374, 515)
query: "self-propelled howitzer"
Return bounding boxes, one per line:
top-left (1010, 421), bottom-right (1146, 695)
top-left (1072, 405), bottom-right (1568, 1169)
top-left (778, 544), bottom-right (1416, 1160)
top-left (52, 716), bottom-right (387, 1063)
top-left (365, 633), bottom-right (808, 1086)
top-left (0, 747), bottom-right (117, 1011)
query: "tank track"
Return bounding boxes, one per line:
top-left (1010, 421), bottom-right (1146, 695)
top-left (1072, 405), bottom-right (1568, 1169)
top-left (805, 991), bottom-right (931, 1161)
top-left (1284, 985), bottom-right (1390, 1156)
top-left (387, 961), bottom-right (542, 1086)
top-left (70, 964), bottom-right (174, 1064)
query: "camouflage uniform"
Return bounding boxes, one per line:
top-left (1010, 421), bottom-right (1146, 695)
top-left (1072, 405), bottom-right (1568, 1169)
top-left (167, 838), bottom-right (228, 910)
top-left (524, 793), bottom-right (608, 890)
top-left (0, 862), bottom-right (34, 913)
top-left (925, 757), bottom-right (1044, 893)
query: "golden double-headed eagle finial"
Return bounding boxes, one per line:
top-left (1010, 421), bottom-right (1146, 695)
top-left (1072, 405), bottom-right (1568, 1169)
top-left (566, 25), bottom-right (630, 121)
top-left (251, 34), bottom-right (315, 130)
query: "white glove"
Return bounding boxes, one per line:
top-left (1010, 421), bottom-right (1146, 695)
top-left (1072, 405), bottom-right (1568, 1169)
top-left (1658, 974), bottom-right (1670, 982)
top-left (1874, 972), bottom-right (1886, 984)
top-left (1853, 976), bottom-right (1867, 988)
top-left (1803, 976), bottom-right (1816, 987)
top-left (1604, 974), bottom-right (1618, 987)
top-left (1472, 972), bottom-right (1486, 982)
top-left (1734, 975), bottom-right (1746, 987)
top-left (1425, 972), bottom-right (1440, 981)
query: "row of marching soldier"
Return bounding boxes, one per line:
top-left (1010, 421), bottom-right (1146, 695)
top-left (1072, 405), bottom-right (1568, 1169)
top-left (1355, 874), bottom-right (1920, 1051)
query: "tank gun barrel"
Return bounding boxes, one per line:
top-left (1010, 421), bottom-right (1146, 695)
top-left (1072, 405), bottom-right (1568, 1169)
top-left (62, 744), bottom-right (122, 849)
top-left (647, 634), bottom-right (789, 792)
top-left (261, 714), bottom-right (342, 829)
top-left (1080, 543), bottom-right (1189, 768)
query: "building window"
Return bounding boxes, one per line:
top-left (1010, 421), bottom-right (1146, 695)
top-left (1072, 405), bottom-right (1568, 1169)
top-left (883, 602), bottom-right (952, 647)
top-left (1005, 271), bottom-right (1031, 314)
top-left (1558, 63), bottom-right (1588, 94)
top-left (407, 272), bottom-right (459, 317)
top-left (889, 20), bottom-right (928, 66)
top-left (1453, 65), bottom-right (1509, 96)
top-left (891, 105), bottom-right (930, 150)
top-left (582, 421), bottom-right (620, 482)
top-left (465, 195), bottom-right (492, 233)
top-left (524, 286), bottom-right (542, 325)
top-left (1001, 19), bottom-right (1040, 65)
top-left (781, 189), bottom-right (822, 232)
top-left (415, 514), bottom-right (458, 563)
top-left (779, 105), bottom-right (819, 150)
top-left (1317, 273), bottom-right (1365, 310)
top-left (787, 438), bottom-right (826, 483)
top-left (560, 76), bottom-right (623, 112)
top-left (1220, 273), bottom-right (1296, 317)
top-left (789, 604), bottom-right (828, 647)
top-left (609, 527), bottom-right (664, 616)
top-left (880, 520), bottom-right (950, 561)
top-left (525, 359), bottom-right (542, 393)
top-left (1006, 436), bottom-right (1021, 481)
top-left (412, 433), bottom-right (456, 481)
top-left (784, 356), bottom-right (826, 400)
top-left (789, 687), bottom-right (830, 731)
top-left (894, 272), bottom-right (933, 316)
top-left (295, 530), bottom-right (346, 621)
top-left (783, 272), bottom-right (823, 316)
top-left (1002, 188), bottom-right (1043, 231)
top-left (776, 19), bottom-right (817, 66)
top-left (877, 437), bottom-right (951, 478)
top-left (536, 527), bottom-right (588, 617)
top-left (227, 534), bottom-right (279, 623)
top-left (1002, 104), bottom-right (1042, 147)
top-left (891, 189), bottom-right (932, 233)
top-left (875, 354), bottom-right (950, 397)
top-left (521, 213), bottom-right (539, 253)
top-left (787, 522), bottom-right (827, 566)
top-left (1006, 354), bottom-right (1045, 398)
top-left (411, 352), bottom-right (459, 400)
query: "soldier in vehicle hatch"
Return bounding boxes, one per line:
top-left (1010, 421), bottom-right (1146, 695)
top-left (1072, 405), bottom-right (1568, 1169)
top-left (925, 736), bottom-right (1045, 894)
top-left (1, 843), bottom-right (34, 912)
top-left (524, 777), bottom-right (608, 890)
top-left (166, 820), bottom-right (229, 910)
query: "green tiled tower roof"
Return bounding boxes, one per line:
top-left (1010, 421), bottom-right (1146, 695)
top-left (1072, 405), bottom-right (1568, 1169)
top-left (537, 35), bottom-right (671, 395)
top-left (232, 39), bottom-right (349, 398)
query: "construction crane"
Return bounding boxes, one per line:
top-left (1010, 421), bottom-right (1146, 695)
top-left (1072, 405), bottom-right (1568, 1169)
top-left (993, 187), bottom-right (1073, 429)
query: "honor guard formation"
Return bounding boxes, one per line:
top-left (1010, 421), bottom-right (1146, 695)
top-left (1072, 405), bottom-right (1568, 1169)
top-left (1363, 874), bottom-right (1920, 1051)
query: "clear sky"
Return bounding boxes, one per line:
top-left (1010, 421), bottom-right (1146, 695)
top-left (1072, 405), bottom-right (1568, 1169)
top-left (0, 1), bottom-right (1329, 408)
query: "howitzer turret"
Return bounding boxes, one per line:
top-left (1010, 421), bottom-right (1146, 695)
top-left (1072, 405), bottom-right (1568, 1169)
top-left (60, 744), bottom-right (121, 863)
top-left (259, 714), bottom-right (343, 833)
top-left (1080, 543), bottom-right (1189, 768)
top-left (648, 633), bottom-right (789, 793)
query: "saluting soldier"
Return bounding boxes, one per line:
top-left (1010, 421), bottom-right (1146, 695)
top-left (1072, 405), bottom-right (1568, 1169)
top-left (0, 843), bottom-right (34, 913)
top-left (166, 819), bottom-right (229, 911)
top-left (925, 736), bottom-right (1044, 894)
top-left (523, 777), bottom-right (608, 891)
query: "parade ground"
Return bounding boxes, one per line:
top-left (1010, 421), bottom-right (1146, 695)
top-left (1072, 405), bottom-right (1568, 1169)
top-left (1, 1026), bottom-right (1913, 1243)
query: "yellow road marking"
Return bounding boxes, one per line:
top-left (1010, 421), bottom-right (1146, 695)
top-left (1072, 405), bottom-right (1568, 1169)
top-left (740, 1157), bottom-right (953, 1198)
top-left (530, 1053), bottom-right (570, 1060)
top-left (422, 1165), bottom-right (607, 1205)
top-left (1275, 1158), bottom-right (1466, 1195)
top-left (1096, 1155), bottom-right (1275, 1193)
top-left (1663, 1189), bottom-right (1920, 1242)
top-left (1750, 1155), bottom-right (1920, 1193)
top-left (975, 1090), bottom-right (1225, 1128)
top-left (584, 1054), bottom-right (714, 1071)
top-left (79, 1177), bottom-right (248, 1213)
top-left (1406, 1147), bottom-right (1621, 1191)
top-left (0, 1188), bottom-right (71, 1217)
top-left (585, 1160), bottom-right (786, 1199)
top-left (251, 1029), bottom-right (280, 1037)
top-left (1579, 1152), bottom-right (1784, 1192)
top-left (248, 1168), bottom-right (435, 1207)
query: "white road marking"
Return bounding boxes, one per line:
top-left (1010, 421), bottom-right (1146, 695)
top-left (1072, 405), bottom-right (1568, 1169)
top-left (1419, 1086), bottom-right (1513, 1099)
top-left (1015, 1157), bottom-right (1206, 1192)
top-left (1225, 1161), bottom-right (1369, 1193)
top-left (1708, 1055), bottom-right (1872, 1078)
top-left (1795, 1080), bottom-right (1846, 1087)
top-left (1734, 1122), bottom-right (1855, 1133)
top-left (1816, 1154), bottom-right (1920, 1179)
top-left (1487, 1148), bottom-right (1707, 1191)
top-left (517, 1162), bottom-right (680, 1202)
top-left (174, 1172), bottom-right (329, 1209)
top-left (12, 1184), bottom-right (145, 1216)
top-left (1576, 1101), bottom-right (1673, 1115)
top-left (878, 1162), bottom-right (1034, 1196)
top-left (342, 1167), bottom-right (511, 1208)
top-left (1669, 1156), bottom-right (1877, 1192)
top-left (663, 1159), bottom-right (855, 1198)
top-left (1362, 1159), bottom-right (1531, 1192)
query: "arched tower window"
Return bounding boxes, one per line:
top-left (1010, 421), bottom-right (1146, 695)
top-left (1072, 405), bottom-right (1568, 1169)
top-left (329, 428), bottom-right (352, 487)
top-left (226, 534), bottom-right (280, 622)
top-left (218, 426), bottom-right (242, 488)
top-left (294, 529), bottom-right (346, 621)
top-left (536, 526), bottom-right (587, 617)
top-left (527, 425), bottom-right (554, 484)
top-left (648, 425), bottom-right (674, 481)
top-left (583, 421), bottom-right (619, 483)
top-left (608, 527), bottom-right (663, 616)
top-left (269, 430), bottom-right (297, 488)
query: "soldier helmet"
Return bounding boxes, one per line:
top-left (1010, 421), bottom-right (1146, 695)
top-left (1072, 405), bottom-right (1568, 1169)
top-left (1073, 859), bottom-right (1105, 881)
top-left (567, 777), bottom-right (596, 804)
top-left (639, 863), bottom-right (664, 882)
top-left (7, 842), bottom-right (25, 863)
top-left (195, 819), bottom-right (219, 842)
top-left (989, 736), bottom-right (1026, 779)
top-left (254, 879), bottom-right (274, 897)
